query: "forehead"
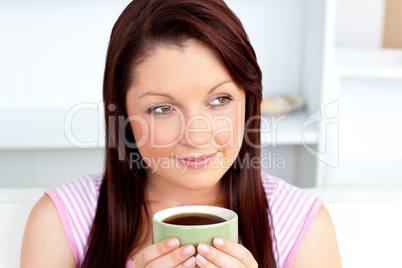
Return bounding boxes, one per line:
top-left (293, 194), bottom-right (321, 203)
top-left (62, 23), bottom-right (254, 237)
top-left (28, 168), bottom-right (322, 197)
top-left (129, 41), bottom-right (232, 95)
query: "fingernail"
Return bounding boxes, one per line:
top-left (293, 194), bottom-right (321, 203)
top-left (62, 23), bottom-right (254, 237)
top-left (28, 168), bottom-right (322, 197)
top-left (214, 238), bottom-right (224, 246)
top-left (184, 256), bottom-right (195, 267)
top-left (198, 243), bottom-right (209, 253)
top-left (168, 238), bottom-right (179, 248)
top-left (183, 245), bottom-right (194, 255)
top-left (196, 254), bottom-right (207, 265)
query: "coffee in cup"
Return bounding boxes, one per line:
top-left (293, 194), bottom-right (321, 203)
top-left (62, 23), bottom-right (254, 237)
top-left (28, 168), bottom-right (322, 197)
top-left (163, 212), bottom-right (226, 225)
top-left (152, 205), bottom-right (238, 247)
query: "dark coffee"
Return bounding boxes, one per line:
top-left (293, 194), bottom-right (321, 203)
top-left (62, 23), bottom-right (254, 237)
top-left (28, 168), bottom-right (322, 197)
top-left (163, 213), bottom-right (226, 225)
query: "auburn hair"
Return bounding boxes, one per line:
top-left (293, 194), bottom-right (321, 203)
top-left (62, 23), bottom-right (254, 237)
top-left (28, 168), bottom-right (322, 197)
top-left (81, 0), bottom-right (276, 267)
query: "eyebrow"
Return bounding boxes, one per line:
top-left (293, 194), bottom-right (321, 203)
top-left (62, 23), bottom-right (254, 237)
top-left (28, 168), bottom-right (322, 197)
top-left (138, 80), bottom-right (233, 100)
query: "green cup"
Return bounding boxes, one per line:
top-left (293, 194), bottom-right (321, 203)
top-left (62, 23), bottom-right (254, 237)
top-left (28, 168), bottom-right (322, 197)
top-left (152, 205), bottom-right (238, 261)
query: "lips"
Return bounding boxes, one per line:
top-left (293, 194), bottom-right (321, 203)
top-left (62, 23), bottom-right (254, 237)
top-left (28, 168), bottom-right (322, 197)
top-left (176, 152), bottom-right (217, 161)
top-left (175, 151), bottom-right (218, 169)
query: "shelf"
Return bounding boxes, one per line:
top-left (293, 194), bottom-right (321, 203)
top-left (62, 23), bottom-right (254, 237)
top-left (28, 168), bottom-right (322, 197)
top-left (335, 47), bottom-right (402, 79)
top-left (0, 106), bottom-right (105, 150)
top-left (260, 108), bottom-right (319, 146)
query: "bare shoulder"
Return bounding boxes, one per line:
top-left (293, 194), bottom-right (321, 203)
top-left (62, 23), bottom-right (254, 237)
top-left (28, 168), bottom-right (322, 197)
top-left (291, 204), bottom-right (342, 268)
top-left (20, 194), bottom-right (76, 268)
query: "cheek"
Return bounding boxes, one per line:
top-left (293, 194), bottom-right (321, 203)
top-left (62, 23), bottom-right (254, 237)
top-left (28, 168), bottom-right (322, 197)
top-left (131, 116), bottom-right (182, 153)
top-left (213, 102), bottom-right (245, 149)
top-left (150, 116), bottom-right (183, 147)
top-left (130, 119), bottom-right (175, 169)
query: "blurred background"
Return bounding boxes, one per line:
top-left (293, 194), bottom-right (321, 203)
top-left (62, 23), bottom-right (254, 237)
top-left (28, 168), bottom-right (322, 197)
top-left (0, 0), bottom-right (401, 189)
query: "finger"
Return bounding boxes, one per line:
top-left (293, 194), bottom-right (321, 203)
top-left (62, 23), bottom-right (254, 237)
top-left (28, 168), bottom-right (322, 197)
top-left (132, 237), bottom-right (180, 267)
top-left (212, 237), bottom-right (258, 267)
top-left (150, 244), bottom-right (196, 267)
top-left (197, 243), bottom-right (244, 268)
top-left (174, 256), bottom-right (197, 268)
top-left (195, 254), bottom-right (218, 268)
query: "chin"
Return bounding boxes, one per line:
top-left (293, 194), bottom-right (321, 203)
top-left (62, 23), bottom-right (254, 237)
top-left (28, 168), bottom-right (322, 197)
top-left (178, 170), bottom-right (225, 189)
top-left (180, 181), bottom-right (219, 191)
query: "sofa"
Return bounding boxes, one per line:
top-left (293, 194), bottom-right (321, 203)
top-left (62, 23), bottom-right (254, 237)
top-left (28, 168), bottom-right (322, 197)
top-left (1, 187), bottom-right (402, 268)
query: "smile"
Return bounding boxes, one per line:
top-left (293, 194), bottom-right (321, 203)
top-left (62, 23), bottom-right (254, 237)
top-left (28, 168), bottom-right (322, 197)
top-left (174, 151), bottom-right (218, 169)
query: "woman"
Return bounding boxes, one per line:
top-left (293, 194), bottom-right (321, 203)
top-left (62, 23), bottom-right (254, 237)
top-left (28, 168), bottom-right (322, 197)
top-left (21, 0), bottom-right (341, 267)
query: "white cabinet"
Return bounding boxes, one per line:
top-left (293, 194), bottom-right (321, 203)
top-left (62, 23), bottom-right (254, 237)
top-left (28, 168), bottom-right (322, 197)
top-left (326, 48), bottom-right (402, 187)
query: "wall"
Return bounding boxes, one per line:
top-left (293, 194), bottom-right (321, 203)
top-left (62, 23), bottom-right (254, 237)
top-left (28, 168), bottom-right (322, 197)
top-left (335, 0), bottom-right (386, 48)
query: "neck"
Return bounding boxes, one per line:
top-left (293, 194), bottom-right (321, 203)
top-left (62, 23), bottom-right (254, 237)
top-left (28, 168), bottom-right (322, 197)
top-left (144, 171), bottom-right (225, 209)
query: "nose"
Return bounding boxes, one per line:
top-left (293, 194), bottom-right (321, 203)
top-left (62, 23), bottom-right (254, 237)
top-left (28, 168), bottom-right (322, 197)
top-left (180, 113), bottom-right (212, 148)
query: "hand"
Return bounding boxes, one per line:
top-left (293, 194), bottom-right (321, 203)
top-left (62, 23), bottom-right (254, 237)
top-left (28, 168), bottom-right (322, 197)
top-left (195, 237), bottom-right (258, 268)
top-left (132, 237), bottom-right (196, 268)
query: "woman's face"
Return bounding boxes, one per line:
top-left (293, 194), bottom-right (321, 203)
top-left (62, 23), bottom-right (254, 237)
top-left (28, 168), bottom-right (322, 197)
top-left (126, 40), bottom-right (246, 191)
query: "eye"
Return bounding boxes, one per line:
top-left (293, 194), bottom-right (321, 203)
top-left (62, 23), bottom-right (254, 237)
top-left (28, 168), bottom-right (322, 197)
top-left (148, 104), bottom-right (174, 117)
top-left (210, 96), bottom-right (232, 107)
top-left (148, 96), bottom-right (232, 117)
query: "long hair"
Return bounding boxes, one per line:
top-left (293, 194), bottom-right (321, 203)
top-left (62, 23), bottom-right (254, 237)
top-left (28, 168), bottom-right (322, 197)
top-left (81, 0), bottom-right (276, 267)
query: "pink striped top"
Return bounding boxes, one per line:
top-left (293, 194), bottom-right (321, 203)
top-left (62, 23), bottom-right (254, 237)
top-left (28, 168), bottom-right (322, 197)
top-left (44, 171), bottom-right (322, 268)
